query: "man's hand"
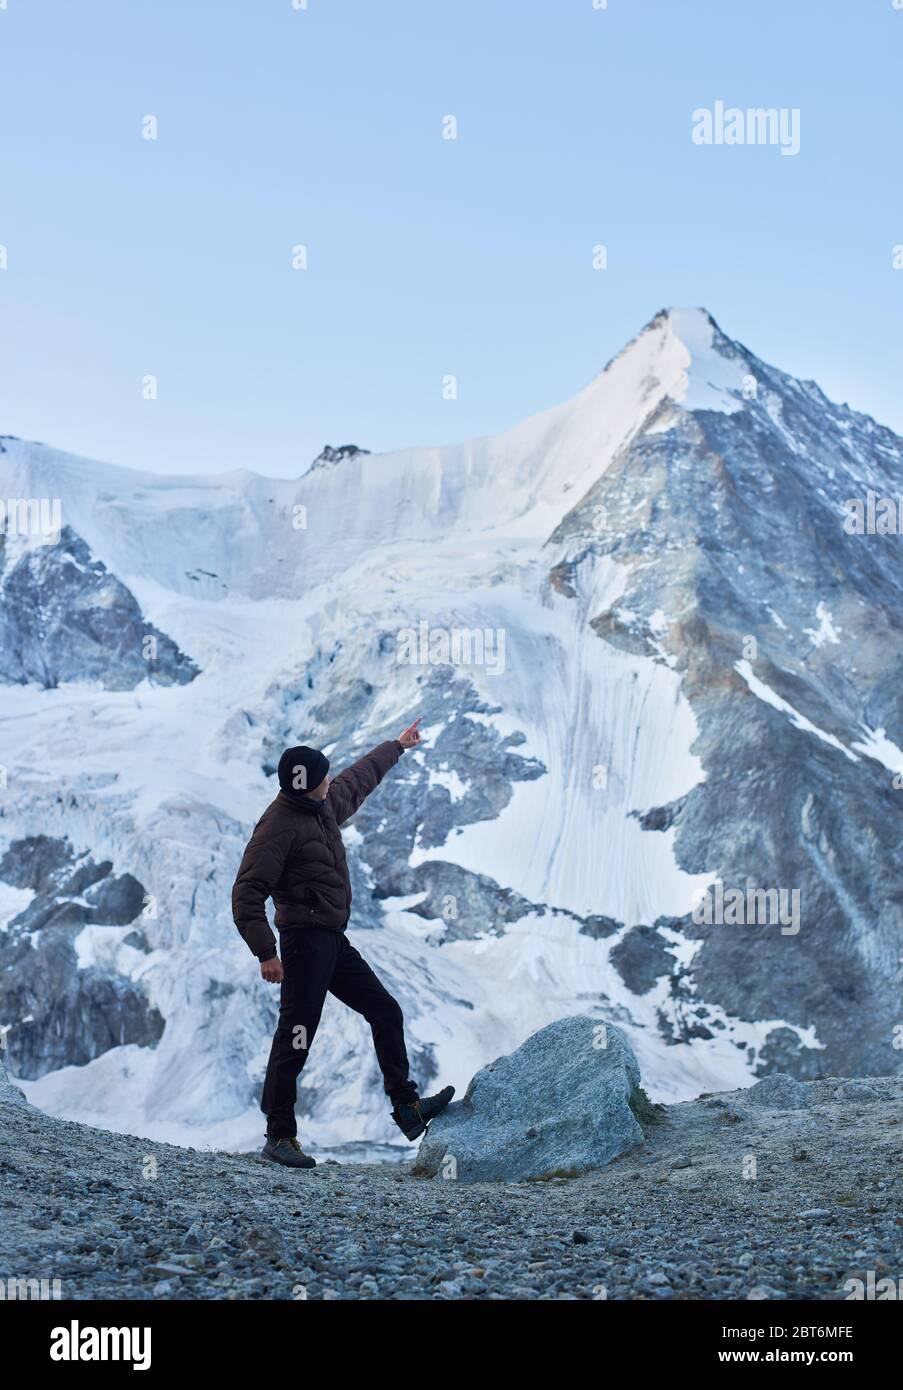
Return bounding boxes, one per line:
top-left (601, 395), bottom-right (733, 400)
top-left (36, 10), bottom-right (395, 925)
top-left (397, 717), bottom-right (423, 750)
top-left (260, 956), bottom-right (284, 984)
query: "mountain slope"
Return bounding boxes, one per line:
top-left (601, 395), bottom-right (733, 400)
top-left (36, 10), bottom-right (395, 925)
top-left (0, 308), bottom-right (900, 1150)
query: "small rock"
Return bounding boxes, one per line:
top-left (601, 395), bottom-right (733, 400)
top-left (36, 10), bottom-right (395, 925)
top-left (745, 1074), bottom-right (809, 1110)
top-left (836, 1082), bottom-right (880, 1103)
top-left (244, 1224), bottom-right (286, 1259)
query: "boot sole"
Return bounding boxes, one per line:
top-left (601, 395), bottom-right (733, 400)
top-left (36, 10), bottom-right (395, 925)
top-left (396, 1120), bottom-right (427, 1142)
top-left (262, 1148), bottom-right (316, 1169)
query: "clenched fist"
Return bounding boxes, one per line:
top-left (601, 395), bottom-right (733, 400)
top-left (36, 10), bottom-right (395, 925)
top-left (260, 956), bottom-right (284, 983)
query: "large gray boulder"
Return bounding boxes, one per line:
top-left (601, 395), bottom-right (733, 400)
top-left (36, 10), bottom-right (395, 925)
top-left (413, 1015), bottom-right (645, 1183)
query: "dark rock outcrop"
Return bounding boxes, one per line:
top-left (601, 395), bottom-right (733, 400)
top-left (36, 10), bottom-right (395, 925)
top-left (0, 836), bottom-right (164, 1079)
top-left (0, 526), bottom-right (198, 689)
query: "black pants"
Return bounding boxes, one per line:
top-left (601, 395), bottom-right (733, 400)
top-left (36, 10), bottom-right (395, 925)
top-left (261, 927), bottom-right (417, 1138)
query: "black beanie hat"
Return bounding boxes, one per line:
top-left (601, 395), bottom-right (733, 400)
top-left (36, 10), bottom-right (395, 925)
top-left (277, 745), bottom-right (330, 795)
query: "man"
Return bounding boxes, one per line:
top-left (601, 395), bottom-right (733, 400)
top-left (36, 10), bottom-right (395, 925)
top-left (232, 717), bottom-right (454, 1168)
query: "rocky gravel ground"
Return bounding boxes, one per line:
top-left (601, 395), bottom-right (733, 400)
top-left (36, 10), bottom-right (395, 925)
top-left (1, 1067), bottom-right (900, 1301)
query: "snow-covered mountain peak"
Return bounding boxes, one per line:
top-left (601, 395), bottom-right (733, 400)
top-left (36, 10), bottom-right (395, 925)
top-left (595, 305), bottom-right (749, 422)
top-left (0, 310), bottom-right (760, 603)
top-left (2, 310), bottom-right (902, 1152)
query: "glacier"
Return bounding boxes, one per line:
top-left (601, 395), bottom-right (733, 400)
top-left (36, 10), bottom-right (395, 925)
top-left (1, 306), bottom-right (901, 1153)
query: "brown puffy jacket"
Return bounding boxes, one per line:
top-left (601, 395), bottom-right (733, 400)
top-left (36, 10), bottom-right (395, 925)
top-left (231, 740), bottom-right (403, 960)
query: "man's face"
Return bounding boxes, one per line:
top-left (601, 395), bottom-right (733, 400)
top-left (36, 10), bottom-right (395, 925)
top-left (309, 773), bottom-right (330, 801)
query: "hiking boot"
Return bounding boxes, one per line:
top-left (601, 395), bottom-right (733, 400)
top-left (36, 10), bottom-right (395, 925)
top-left (391, 1085), bottom-right (455, 1141)
top-left (262, 1135), bottom-right (316, 1169)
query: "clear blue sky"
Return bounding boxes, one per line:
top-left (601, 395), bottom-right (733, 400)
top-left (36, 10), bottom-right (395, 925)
top-left (1, 0), bottom-right (901, 477)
